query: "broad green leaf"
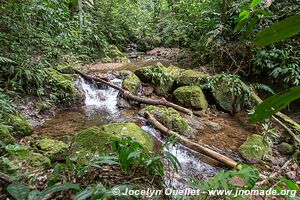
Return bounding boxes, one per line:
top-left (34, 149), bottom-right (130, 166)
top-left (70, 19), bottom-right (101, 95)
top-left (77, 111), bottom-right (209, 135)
top-left (253, 15), bottom-right (300, 47)
top-left (7, 183), bottom-right (30, 200)
top-left (281, 178), bottom-right (298, 190)
top-left (6, 144), bottom-right (29, 157)
top-left (38, 182), bottom-right (80, 199)
top-left (250, 0), bottom-right (262, 8)
top-left (249, 86), bottom-right (300, 123)
top-left (74, 187), bottom-right (95, 200)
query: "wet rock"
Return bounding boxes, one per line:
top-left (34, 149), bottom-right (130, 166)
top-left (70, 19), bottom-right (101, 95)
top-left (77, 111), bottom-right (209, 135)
top-left (0, 124), bottom-right (16, 144)
top-left (278, 142), bottom-right (295, 155)
top-left (122, 72), bottom-right (141, 94)
top-left (210, 74), bottom-right (252, 113)
top-left (135, 62), bottom-right (181, 96)
top-left (176, 69), bottom-right (210, 87)
top-left (35, 138), bottom-right (68, 161)
top-left (205, 120), bottom-right (222, 131)
top-left (142, 85), bottom-right (154, 96)
top-left (239, 134), bottom-right (270, 163)
top-left (102, 123), bottom-right (154, 150)
top-left (116, 97), bottom-right (132, 109)
top-left (144, 105), bottom-right (192, 135)
top-left (95, 91), bottom-right (107, 100)
top-left (173, 86), bottom-right (208, 110)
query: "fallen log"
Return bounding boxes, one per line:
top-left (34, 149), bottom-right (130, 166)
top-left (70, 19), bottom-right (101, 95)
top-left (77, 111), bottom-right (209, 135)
top-left (75, 69), bottom-right (193, 115)
top-left (144, 111), bottom-right (241, 169)
top-left (252, 92), bottom-right (300, 146)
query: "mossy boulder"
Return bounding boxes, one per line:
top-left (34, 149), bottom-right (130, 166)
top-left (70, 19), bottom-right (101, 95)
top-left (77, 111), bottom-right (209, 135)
top-left (26, 152), bottom-right (51, 167)
top-left (121, 71), bottom-right (141, 94)
top-left (239, 134), bottom-right (270, 163)
top-left (101, 45), bottom-right (128, 63)
top-left (3, 114), bottom-right (32, 137)
top-left (278, 142), bottom-right (294, 155)
top-left (210, 74), bottom-right (252, 113)
top-left (144, 105), bottom-right (192, 135)
top-left (72, 126), bottom-right (117, 155)
top-left (135, 63), bottom-right (181, 96)
top-left (176, 70), bottom-right (210, 87)
top-left (103, 123), bottom-right (154, 150)
top-left (173, 86), bottom-right (208, 110)
top-left (35, 138), bottom-right (68, 161)
top-left (0, 124), bottom-right (16, 144)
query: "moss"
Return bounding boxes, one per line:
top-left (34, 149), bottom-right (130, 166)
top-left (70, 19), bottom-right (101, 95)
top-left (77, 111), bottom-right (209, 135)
top-left (35, 138), bottom-right (68, 161)
top-left (54, 64), bottom-right (79, 74)
top-left (26, 152), bottom-right (51, 167)
top-left (176, 69), bottom-right (210, 87)
top-left (4, 114), bottom-right (32, 137)
top-left (173, 86), bottom-right (208, 110)
top-left (122, 72), bottom-right (141, 94)
top-left (103, 123), bottom-right (154, 150)
top-left (144, 105), bottom-right (192, 135)
top-left (135, 63), bottom-right (181, 96)
top-left (278, 142), bottom-right (294, 155)
top-left (105, 45), bottom-right (128, 62)
top-left (239, 134), bottom-right (270, 163)
top-left (72, 126), bottom-right (117, 155)
top-left (0, 124), bottom-right (16, 144)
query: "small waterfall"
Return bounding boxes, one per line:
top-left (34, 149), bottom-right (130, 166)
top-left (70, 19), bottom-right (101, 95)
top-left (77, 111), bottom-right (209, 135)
top-left (78, 77), bottom-right (122, 114)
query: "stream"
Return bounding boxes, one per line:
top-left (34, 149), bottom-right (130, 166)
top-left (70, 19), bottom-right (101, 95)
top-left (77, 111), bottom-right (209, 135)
top-left (33, 59), bottom-right (253, 189)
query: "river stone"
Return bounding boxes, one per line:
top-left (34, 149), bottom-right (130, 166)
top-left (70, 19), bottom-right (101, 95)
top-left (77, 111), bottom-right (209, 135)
top-left (135, 62), bottom-right (181, 96)
top-left (102, 123), bottom-right (154, 150)
top-left (210, 74), bottom-right (252, 113)
top-left (3, 114), bottom-right (32, 137)
top-left (176, 69), bottom-right (210, 87)
top-left (73, 126), bottom-right (117, 155)
top-left (173, 86), bottom-right (208, 110)
top-left (278, 142), bottom-right (294, 155)
top-left (144, 105), bottom-right (192, 135)
top-left (122, 72), bottom-right (141, 94)
top-left (35, 138), bottom-right (68, 161)
top-left (239, 134), bottom-right (270, 163)
top-left (0, 124), bottom-right (16, 144)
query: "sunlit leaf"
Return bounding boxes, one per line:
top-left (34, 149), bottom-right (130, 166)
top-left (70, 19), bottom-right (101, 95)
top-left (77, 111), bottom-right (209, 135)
top-left (249, 86), bottom-right (300, 123)
top-left (250, 0), bottom-right (262, 8)
top-left (253, 15), bottom-right (300, 47)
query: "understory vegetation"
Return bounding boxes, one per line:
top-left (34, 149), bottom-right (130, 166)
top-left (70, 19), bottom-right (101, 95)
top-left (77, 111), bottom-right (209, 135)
top-left (1, 0), bottom-right (300, 199)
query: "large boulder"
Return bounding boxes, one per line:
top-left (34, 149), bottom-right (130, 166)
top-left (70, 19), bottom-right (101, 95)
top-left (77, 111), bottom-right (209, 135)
top-left (35, 138), bottom-right (68, 161)
top-left (144, 105), bottom-right (192, 135)
top-left (121, 70), bottom-right (141, 94)
top-left (135, 63), bottom-right (181, 96)
top-left (176, 69), bottom-right (210, 87)
top-left (173, 86), bottom-right (208, 110)
top-left (102, 123), bottom-right (153, 150)
top-left (239, 134), bottom-right (270, 163)
top-left (0, 124), bottom-right (15, 144)
top-left (210, 74), bottom-right (252, 113)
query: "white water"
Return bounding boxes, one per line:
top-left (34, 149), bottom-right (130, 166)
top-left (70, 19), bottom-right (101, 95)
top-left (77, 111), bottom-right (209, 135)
top-left (78, 77), bottom-right (122, 114)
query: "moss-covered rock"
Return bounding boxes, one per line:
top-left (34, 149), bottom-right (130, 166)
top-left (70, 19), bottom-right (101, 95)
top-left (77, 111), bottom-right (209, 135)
top-left (239, 134), bottom-right (270, 163)
top-left (173, 86), bottom-right (208, 110)
top-left (0, 124), bottom-right (16, 144)
top-left (104, 45), bottom-right (128, 63)
top-left (210, 74), bottom-right (252, 113)
top-left (144, 105), bottom-right (192, 135)
top-left (121, 71), bottom-right (141, 94)
top-left (26, 152), bottom-right (51, 167)
top-left (176, 69), bottom-right (210, 87)
top-left (103, 123), bottom-right (154, 150)
top-left (3, 114), bottom-right (32, 137)
top-left (135, 63), bottom-right (181, 96)
top-left (278, 142), bottom-right (294, 155)
top-left (72, 126), bottom-right (117, 155)
top-left (35, 138), bottom-right (68, 161)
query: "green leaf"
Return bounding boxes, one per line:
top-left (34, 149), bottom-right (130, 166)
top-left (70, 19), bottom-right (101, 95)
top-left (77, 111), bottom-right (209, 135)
top-left (253, 15), bottom-right (300, 47)
top-left (7, 183), bottom-right (30, 200)
top-left (5, 144), bottom-right (29, 157)
top-left (74, 187), bottom-right (95, 200)
top-left (249, 86), bottom-right (300, 123)
top-left (281, 178), bottom-right (298, 190)
top-left (38, 182), bottom-right (80, 200)
top-left (250, 0), bottom-right (262, 8)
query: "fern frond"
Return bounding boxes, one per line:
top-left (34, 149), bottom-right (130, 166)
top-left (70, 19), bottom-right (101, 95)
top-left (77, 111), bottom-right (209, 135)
top-left (252, 83), bottom-right (275, 95)
top-left (0, 56), bottom-right (16, 64)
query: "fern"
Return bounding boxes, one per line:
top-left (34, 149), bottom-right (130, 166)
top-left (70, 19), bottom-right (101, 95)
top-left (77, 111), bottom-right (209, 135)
top-left (0, 56), bottom-right (16, 64)
top-left (252, 83), bottom-right (275, 94)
